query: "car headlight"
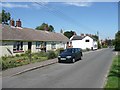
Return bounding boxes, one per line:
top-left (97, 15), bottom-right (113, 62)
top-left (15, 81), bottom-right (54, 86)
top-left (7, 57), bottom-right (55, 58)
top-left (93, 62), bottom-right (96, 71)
top-left (58, 56), bottom-right (61, 58)
top-left (66, 56), bottom-right (72, 58)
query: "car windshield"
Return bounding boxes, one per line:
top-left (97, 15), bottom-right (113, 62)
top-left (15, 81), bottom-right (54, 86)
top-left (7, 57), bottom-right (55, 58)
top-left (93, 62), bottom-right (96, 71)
top-left (63, 48), bottom-right (74, 53)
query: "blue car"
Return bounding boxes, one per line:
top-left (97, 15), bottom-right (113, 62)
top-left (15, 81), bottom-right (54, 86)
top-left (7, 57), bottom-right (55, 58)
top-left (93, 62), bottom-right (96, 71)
top-left (58, 48), bottom-right (83, 63)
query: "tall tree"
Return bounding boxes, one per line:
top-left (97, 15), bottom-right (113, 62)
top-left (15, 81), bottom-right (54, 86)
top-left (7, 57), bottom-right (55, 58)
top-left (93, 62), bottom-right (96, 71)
top-left (36, 23), bottom-right (54, 32)
top-left (0, 13), bottom-right (2, 23)
top-left (48, 25), bottom-right (54, 32)
top-left (91, 35), bottom-right (98, 40)
top-left (115, 31), bottom-right (120, 51)
top-left (64, 31), bottom-right (75, 39)
top-left (2, 9), bottom-right (11, 25)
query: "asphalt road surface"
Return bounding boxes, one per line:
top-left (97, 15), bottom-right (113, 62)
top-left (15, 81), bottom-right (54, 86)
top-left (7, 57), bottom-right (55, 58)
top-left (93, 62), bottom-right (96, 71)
top-left (2, 48), bottom-right (115, 88)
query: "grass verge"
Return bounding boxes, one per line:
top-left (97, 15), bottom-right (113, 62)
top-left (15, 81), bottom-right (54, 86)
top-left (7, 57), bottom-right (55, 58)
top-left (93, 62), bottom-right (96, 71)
top-left (105, 55), bottom-right (120, 88)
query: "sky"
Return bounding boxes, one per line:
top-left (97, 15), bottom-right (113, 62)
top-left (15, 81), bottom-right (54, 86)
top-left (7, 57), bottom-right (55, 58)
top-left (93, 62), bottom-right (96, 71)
top-left (0, 2), bottom-right (118, 40)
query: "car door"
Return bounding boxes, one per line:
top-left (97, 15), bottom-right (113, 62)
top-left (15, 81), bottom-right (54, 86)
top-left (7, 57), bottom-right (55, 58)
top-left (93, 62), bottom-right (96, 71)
top-left (75, 48), bottom-right (79, 60)
top-left (77, 48), bottom-right (81, 59)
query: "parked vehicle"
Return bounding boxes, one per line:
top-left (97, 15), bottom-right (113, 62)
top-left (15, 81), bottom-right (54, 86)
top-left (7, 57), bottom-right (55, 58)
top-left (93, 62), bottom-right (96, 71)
top-left (58, 48), bottom-right (83, 63)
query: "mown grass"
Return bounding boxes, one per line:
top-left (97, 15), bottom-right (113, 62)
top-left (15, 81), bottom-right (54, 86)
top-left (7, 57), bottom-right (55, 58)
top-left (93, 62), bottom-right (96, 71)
top-left (105, 54), bottom-right (120, 88)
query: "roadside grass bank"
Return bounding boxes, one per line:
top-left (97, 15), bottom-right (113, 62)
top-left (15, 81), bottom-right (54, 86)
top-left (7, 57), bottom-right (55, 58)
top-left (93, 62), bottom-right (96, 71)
top-left (105, 54), bottom-right (120, 88)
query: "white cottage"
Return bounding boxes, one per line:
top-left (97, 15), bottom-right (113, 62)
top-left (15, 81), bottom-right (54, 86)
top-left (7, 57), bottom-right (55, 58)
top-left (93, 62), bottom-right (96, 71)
top-left (0, 23), bottom-right (69, 57)
top-left (70, 35), bottom-right (98, 50)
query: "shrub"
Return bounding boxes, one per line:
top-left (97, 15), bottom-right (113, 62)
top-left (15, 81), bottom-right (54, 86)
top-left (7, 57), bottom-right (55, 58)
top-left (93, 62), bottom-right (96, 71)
top-left (15, 54), bottom-right (20, 57)
top-left (33, 55), bottom-right (39, 60)
top-left (115, 44), bottom-right (120, 51)
top-left (25, 50), bottom-right (31, 56)
top-left (20, 53), bottom-right (25, 56)
top-left (2, 60), bottom-right (8, 70)
top-left (86, 48), bottom-right (90, 51)
top-left (1, 56), bottom-right (7, 60)
top-left (55, 48), bottom-right (64, 55)
top-left (47, 51), bottom-right (57, 59)
top-left (102, 45), bottom-right (108, 48)
top-left (39, 52), bottom-right (47, 57)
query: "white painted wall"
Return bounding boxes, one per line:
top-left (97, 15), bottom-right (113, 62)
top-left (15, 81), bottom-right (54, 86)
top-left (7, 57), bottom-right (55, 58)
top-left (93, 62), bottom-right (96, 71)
top-left (1, 41), bottom-right (14, 57)
top-left (93, 41), bottom-right (98, 50)
top-left (82, 36), bottom-right (93, 49)
top-left (31, 42), bottom-right (41, 53)
top-left (0, 41), bottom-right (67, 57)
top-left (46, 41), bottom-right (66, 51)
top-left (71, 36), bottom-right (98, 50)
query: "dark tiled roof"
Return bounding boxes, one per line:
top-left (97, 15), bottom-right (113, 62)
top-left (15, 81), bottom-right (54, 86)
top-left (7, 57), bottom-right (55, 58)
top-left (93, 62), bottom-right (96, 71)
top-left (71, 35), bottom-right (85, 40)
top-left (1, 24), bottom-right (69, 42)
top-left (71, 35), bottom-right (97, 41)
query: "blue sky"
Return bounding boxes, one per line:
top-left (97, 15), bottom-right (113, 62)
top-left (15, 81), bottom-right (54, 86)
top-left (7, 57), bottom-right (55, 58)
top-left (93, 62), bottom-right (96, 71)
top-left (1, 2), bottom-right (118, 39)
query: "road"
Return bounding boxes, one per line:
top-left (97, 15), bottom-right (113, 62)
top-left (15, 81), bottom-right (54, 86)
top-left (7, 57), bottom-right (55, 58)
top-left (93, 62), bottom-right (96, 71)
top-left (2, 48), bottom-right (115, 88)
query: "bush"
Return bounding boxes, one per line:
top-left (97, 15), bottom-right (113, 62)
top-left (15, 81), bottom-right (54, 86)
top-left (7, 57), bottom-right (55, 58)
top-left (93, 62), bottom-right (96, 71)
top-left (39, 52), bottom-right (47, 57)
top-left (102, 45), bottom-right (108, 48)
top-left (115, 45), bottom-right (120, 51)
top-left (15, 54), bottom-right (20, 57)
top-left (86, 48), bottom-right (90, 51)
top-left (1, 56), bottom-right (7, 60)
top-left (56, 48), bottom-right (64, 54)
top-left (20, 53), bottom-right (25, 56)
top-left (47, 51), bottom-right (57, 59)
top-left (2, 59), bottom-right (8, 70)
top-left (33, 55), bottom-right (39, 60)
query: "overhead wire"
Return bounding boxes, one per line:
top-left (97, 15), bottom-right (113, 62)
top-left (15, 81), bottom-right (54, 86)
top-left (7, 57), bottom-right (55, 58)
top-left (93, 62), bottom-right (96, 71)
top-left (34, 2), bottom-right (98, 34)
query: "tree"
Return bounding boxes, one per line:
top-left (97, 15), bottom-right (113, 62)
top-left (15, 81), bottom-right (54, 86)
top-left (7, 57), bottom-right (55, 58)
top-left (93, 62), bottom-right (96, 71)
top-left (115, 31), bottom-right (120, 51)
top-left (48, 25), bottom-right (54, 32)
top-left (2, 9), bottom-right (11, 25)
top-left (35, 23), bottom-right (54, 32)
top-left (0, 13), bottom-right (2, 23)
top-left (64, 31), bottom-right (75, 39)
top-left (91, 35), bottom-right (98, 40)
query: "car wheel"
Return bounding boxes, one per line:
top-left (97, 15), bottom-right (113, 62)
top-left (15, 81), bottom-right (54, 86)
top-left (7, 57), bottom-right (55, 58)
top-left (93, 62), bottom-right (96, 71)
top-left (58, 60), bottom-right (61, 63)
top-left (72, 58), bottom-right (75, 63)
top-left (80, 56), bottom-right (82, 60)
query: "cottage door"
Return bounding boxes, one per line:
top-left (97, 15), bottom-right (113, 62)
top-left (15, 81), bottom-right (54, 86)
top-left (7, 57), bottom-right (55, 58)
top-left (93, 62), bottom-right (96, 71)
top-left (28, 42), bottom-right (32, 51)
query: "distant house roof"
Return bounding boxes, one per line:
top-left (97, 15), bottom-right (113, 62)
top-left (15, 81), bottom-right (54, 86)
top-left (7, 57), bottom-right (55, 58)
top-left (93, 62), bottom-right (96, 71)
top-left (70, 35), bottom-right (97, 41)
top-left (0, 24), bottom-right (69, 42)
top-left (70, 35), bottom-right (85, 40)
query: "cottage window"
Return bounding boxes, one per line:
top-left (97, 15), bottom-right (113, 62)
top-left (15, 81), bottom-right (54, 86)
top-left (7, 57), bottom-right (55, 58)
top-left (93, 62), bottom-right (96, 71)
top-left (36, 41), bottom-right (41, 49)
top-left (13, 41), bottom-right (23, 52)
top-left (85, 40), bottom-right (90, 42)
top-left (51, 42), bottom-right (56, 49)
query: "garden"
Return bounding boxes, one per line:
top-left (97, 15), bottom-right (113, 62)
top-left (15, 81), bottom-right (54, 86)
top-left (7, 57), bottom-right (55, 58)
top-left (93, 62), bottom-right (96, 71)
top-left (0, 48), bottom-right (64, 70)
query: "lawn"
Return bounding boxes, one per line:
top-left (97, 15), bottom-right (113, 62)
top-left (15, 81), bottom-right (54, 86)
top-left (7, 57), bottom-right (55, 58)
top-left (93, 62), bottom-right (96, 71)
top-left (105, 54), bottom-right (120, 88)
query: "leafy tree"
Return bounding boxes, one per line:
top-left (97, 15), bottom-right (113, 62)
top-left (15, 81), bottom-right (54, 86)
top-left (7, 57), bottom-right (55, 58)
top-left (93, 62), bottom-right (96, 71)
top-left (64, 31), bottom-right (75, 39)
top-left (0, 13), bottom-right (2, 23)
top-left (2, 9), bottom-right (11, 25)
top-left (115, 31), bottom-right (120, 51)
top-left (91, 35), bottom-right (98, 40)
top-left (36, 23), bottom-right (54, 32)
top-left (48, 25), bottom-right (54, 32)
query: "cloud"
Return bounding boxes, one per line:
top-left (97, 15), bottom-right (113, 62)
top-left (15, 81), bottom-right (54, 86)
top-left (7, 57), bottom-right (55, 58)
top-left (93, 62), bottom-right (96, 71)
top-left (64, 2), bottom-right (92, 7)
top-left (1, 3), bottom-right (29, 8)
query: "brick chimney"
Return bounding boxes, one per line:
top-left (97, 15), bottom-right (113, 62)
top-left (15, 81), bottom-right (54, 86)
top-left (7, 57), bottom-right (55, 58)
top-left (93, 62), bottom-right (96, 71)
top-left (10, 19), bottom-right (15, 26)
top-left (16, 19), bottom-right (22, 27)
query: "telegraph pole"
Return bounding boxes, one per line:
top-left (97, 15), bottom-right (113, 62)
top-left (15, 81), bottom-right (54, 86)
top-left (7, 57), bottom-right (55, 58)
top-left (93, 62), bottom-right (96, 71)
top-left (97, 31), bottom-right (101, 49)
